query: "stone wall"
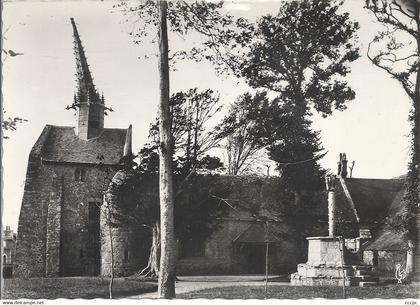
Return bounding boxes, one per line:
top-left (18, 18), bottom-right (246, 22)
top-left (15, 126), bottom-right (52, 278)
top-left (176, 175), bottom-right (299, 275)
top-left (45, 175), bottom-right (63, 277)
top-left (100, 219), bottom-right (150, 277)
top-left (16, 165), bottom-right (311, 277)
top-left (177, 218), bottom-right (297, 275)
top-left (99, 174), bottom-right (300, 276)
top-left (178, 219), bottom-right (251, 275)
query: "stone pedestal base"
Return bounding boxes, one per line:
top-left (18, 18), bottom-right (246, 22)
top-left (291, 236), bottom-right (349, 286)
top-left (290, 263), bottom-right (354, 286)
top-left (306, 236), bottom-right (344, 266)
top-left (290, 236), bottom-right (377, 286)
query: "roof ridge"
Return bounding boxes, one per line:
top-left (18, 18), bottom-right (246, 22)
top-left (45, 125), bottom-right (128, 132)
top-left (45, 125), bottom-right (74, 129)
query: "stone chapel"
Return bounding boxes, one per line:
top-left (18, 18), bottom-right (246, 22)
top-left (15, 18), bottom-right (133, 277)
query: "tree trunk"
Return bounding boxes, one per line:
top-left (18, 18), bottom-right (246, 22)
top-left (103, 197), bottom-right (114, 299)
top-left (413, 6), bottom-right (420, 278)
top-left (150, 221), bottom-right (161, 277)
top-left (415, 3), bottom-right (420, 193)
top-left (108, 217), bottom-right (114, 299)
top-left (138, 220), bottom-right (161, 278)
top-left (293, 190), bottom-right (306, 262)
top-left (157, 0), bottom-right (176, 298)
top-left (406, 240), bottom-right (414, 275)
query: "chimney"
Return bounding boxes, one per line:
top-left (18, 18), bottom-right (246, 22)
top-left (123, 125), bottom-right (132, 158)
top-left (337, 153), bottom-right (348, 178)
top-left (4, 226), bottom-right (12, 238)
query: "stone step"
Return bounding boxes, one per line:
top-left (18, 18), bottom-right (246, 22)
top-left (345, 252), bottom-right (360, 265)
top-left (350, 275), bottom-right (379, 282)
top-left (344, 269), bottom-right (355, 277)
top-left (352, 265), bottom-right (372, 271)
top-left (359, 281), bottom-right (378, 287)
top-left (355, 270), bottom-right (373, 276)
top-left (348, 277), bottom-right (362, 286)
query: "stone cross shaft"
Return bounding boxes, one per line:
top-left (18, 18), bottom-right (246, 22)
top-left (325, 175), bottom-right (336, 237)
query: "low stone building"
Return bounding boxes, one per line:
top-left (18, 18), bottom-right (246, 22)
top-left (338, 177), bottom-right (407, 276)
top-left (99, 173), bottom-right (306, 276)
top-left (361, 186), bottom-right (410, 276)
top-left (3, 226), bottom-right (17, 278)
top-left (175, 176), bottom-right (300, 275)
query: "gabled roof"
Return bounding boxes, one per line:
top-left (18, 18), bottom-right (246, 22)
top-left (39, 125), bottom-right (128, 165)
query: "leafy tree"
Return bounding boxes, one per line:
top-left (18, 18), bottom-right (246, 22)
top-left (221, 93), bottom-right (328, 254)
top-left (238, 0), bottom-right (360, 116)
top-left (233, 0), bottom-right (359, 197)
top-left (365, 0), bottom-right (419, 275)
top-left (216, 0), bottom-right (359, 255)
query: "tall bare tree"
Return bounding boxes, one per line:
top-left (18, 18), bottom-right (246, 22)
top-left (217, 92), bottom-right (269, 175)
top-left (156, 0), bottom-right (175, 298)
top-left (148, 88), bottom-right (223, 174)
top-left (116, 0), bottom-right (252, 297)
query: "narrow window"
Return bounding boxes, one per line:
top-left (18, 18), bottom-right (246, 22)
top-left (3, 255), bottom-right (6, 264)
top-left (75, 168), bottom-right (81, 181)
top-left (88, 202), bottom-right (100, 223)
top-left (124, 249), bottom-right (129, 262)
top-left (75, 168), bottom-right (86, 182)
top-left (80, 249), bottom-right (84, 259)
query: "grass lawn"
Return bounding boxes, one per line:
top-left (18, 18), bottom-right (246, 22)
top-left (3, 277), bottom-right (157, 299)
top-left (179, 285), bottom-right (418, 299)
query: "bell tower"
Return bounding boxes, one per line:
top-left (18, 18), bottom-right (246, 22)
top-left (70, 17), bottom-right (106, 140)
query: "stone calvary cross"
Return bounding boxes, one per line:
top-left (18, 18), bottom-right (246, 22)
top-left (290, 171), bottom-right (348, 286)
top-left (291, 153), bottom-right (377, 288)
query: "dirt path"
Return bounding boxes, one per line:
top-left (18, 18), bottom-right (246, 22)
top-left (128, 275), bottom-right (290, 299)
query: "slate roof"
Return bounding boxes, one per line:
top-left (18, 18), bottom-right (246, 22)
top-left (215, 175), bottom-right (287, 221)
top-left (233, 222), bottom-right (282, 243)
top-left (343, 178), bottom-right (404, 224)
top-left (40, 125), bottom-right (127, 164)
top-left (363, 227), bottom-right (406, 251)
top-left (363, 187), bottom-right (407, 251)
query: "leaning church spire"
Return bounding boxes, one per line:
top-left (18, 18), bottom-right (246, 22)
top-left (70, 17), bottom-right (106, 140)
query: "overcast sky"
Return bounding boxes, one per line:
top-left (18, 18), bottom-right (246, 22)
top-left (2, 0), bottom-right (412, 230)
